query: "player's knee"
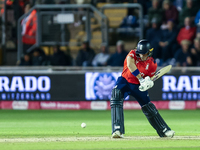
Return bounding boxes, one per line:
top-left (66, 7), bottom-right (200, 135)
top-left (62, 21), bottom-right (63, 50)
top-left (142, 102), bottom-right (158, 118)
top-left (110, 88), bottom-right (124, 106)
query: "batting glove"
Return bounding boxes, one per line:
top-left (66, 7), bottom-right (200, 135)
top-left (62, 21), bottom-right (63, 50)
top-left (139, 76), bottom-right (154, 91)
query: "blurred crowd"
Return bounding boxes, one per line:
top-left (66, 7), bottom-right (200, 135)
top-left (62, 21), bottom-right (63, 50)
top-left (18, 40), bottom-right (128, 66)
top-left (145, 0), bottom-right (200, 67)
top-left (2, 0), bottom-right (200, 67)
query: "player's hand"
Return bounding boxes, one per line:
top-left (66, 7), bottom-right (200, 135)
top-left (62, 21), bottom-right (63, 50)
top-left (139, 76), bottom-right (154, 91)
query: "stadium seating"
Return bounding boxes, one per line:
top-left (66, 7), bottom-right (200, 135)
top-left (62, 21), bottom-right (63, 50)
top-left (104, 8), bottom-right (128, 28)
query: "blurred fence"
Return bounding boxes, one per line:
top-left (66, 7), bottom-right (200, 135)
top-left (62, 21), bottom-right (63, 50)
top-left (17, 3), bottom-right (144, 61)
top-left (101, 3), bottom-right (143, 40)
top-left (17, 4), bottom-right (108, 60)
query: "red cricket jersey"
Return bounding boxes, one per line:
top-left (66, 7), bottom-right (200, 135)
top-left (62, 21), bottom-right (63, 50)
top-left (122, 50), bottom-right (157, 84)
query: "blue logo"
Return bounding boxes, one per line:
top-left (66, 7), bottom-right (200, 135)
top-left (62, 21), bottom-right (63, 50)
top-left (85, 72), bottom-right (121, 100)
top-left (94, 73), bottom-right (116, 100)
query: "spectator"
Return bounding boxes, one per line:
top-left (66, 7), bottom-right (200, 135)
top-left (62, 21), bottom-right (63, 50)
top-left (92, 43), bottom-right (110, 66)
top-left (64, 46), bottom-right (73, 66)
top-left (120, 15), bottom-right (137, 28)
top-left (195, 9), bottom-right (200, 38)
top-left (162, 0), bottom-right (179, 25)
top-left (76, 41), bottom-right (95, 66)
top-left (189, 37), bottom-right (200, 66)
top-left (197, 27), bottom-right (200, 38)
top-left (18, 54), bottom-right (31, 66)
top-left (178, 0), bottom-right (199, 28)
top-left (177, 17), bottom-right (196, 45)
top-left (119, 15), bottom-right (137, 38)
top-left (194, 9), bottom-right (200, 25)
top-left (50, 45), bottom-right (71, 66)
top-left (174, 40), bottom-right (191, 66)
top-left (159, 19), bottom-right (179, 62)
top-left (21, 2), bottom-right (37, 54)
top-left (12, 0), bottom-right (24, 41)
top-left (146, 18), bottom-right (162, 59)
top-left (107, 40), bottom-right (128, 66)
top-left (173, 0), bottom-right (184, 12)
top-left (31, 48), bottom-right (46, 66)
top-left (127, 0), bottom-right (151, 16)
top-left (147, 0), bottom-right (163, 27)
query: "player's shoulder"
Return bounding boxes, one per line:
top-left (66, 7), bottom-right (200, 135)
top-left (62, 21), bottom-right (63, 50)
top-left (149, 57), bottom-right (157, 65)
top-left (148, 57), bottom-right (157, 69)
top-left (128, 49), bottom-right (136, 54)
top-left (128, 49), bottom-right (136, 58)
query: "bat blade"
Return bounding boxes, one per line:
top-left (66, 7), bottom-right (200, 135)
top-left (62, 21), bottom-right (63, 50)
top-left (151, 65), bottom-right (172, 81)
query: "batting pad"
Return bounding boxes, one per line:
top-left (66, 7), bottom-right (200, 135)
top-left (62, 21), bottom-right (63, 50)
top-left (111, 105), bottom-right (125, 134)
top-left (110, 88), bottom-right (125, 134)
top-left (142, 102), bottom-right (171, 137)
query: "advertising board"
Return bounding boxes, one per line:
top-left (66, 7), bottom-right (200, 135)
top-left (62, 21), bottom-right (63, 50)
top-left (0, 73), bottom-right (200, 101)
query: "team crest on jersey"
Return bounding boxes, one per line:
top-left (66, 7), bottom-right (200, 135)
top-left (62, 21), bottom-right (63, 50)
top-left (140, 72), bottom-right (145, 77)
top-left (136, 60), bottom-right (139, 64)
top-left (145, 63), bottom-right (149, 70)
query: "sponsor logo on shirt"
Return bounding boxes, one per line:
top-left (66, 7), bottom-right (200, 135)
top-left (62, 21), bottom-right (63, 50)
top-left (145, 63), bottom-right (149, 70)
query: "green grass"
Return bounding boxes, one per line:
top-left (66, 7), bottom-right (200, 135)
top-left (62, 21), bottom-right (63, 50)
top-left (0, 109), bottom-right (200, 150)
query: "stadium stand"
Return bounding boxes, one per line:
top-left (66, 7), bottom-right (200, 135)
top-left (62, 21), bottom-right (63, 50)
top-left (0, 1), bottom-right (200, 66)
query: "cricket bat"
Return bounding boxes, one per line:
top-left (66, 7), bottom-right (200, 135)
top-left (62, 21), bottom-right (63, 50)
top-left (150, 65), bottom-right (172, 81)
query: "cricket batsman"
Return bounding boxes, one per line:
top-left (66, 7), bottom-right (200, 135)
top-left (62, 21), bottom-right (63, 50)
top-left (110, 39), bottom-right (175, 138)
